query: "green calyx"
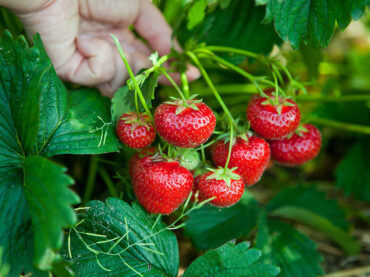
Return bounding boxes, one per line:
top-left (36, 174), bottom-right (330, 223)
top-left (165, 95), bottom-right (202, 115)
top-left (120, 112), bottom-right (151, 134)
top-left (260, 91), bottom-right (295, 116)
top-left (206, 167), bottom-right (241, 187)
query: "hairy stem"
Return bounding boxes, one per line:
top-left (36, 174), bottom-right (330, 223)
top-left (112, 34), bottom-right (153, 121)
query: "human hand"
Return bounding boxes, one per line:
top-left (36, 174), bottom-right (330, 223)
top-left (6, 0), bottom-right (199, 96)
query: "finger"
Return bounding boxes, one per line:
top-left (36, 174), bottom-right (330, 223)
top-left (97, 39), bottom-right (152, 97)
top-left (16, 0), bottom-right (78, 69)
top-left (134, 0), bottom-right (174, 56)
top-left (84, 28), bottom-right (152, 56)
top-left (57, 36), bottom-right (115, 86)
top-left (79, 0), bottom-right (140, 26)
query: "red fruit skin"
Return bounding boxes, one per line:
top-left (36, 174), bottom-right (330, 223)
top-left (129, 147), bottom-right (157, 177)
top-left (270, 124), bottom-right (322, 167)
top-left (132, 160), bottom-right (194, 214)
top-left (211, 136), bottom-right (271, 186)
top-left (246, 95), bottom-right (301, 140)
top-left (196, 171), bottom-right (244, 207)
top-left (154, 101), bottom-right (216, 148)
top-left (116, 112), bottom-right (156, 149)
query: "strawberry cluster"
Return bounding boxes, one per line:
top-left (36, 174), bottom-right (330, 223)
top-left (116, 91), bottom-right (322, 215)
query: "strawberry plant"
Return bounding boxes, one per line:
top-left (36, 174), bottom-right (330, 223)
top-left (1, 1), bottom-right (370, 277)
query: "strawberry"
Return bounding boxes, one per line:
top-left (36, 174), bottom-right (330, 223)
top-left (246, 93), bottom-right (301, 140)
top-left (154, 99), bottom-right (216, 148)
top-left (211, 135), bottom-right (270, 186)
top-left (196, 168), bottom-right (244, 207)
top-left (132, 157), bottom-right (193, 214)
top-left (128, 147), bottom-right (157, 177)
top-left (270, 124), bottom-right (322, 166)
top-left (116, 112), bottom-right (156, 149)
top-left (177, 148), bottom-right (201, 171)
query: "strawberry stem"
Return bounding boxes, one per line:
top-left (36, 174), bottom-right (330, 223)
top-left (200, 144), bottom-right (206, 163)
top-left (181, 70), bottom-right (190, 99)
top-left (187, 51), bottom-right (235, 124)
top-left (202, 45), bottom-right (260, 59)
top-left (111, 34), bottom-right (153, 122)
top-left (161, 69), bottom-right (187, 100)
top-left (310, 117), bottom-right (370, 135)
top-left (224, 123), bottom-right (233, 171)
top-left (195, 84), bottom-right (370, 102)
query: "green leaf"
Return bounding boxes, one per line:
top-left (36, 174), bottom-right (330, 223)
top-left (259, 0), bottom-right (369, 48)
top-left (0, 31), bottom-right (118, 274)
top-left (62, 198), bottom-right (179, 277)
top-left (256, 216), bottom-right (323, 277)
top-left (111, 71), bottom-right (158, 124)
top-left (24, 156), bottom-right (80, 270)
top-left (336, 141), bottom-right (370, 202)
top-left (41, 89), bottom-right (120, 156)
top-left (141, 72), bottom-right (159, 109)
top-left (187, 0), bottom-right (208, 29)
top-left (185, 192), bottom-right (261, 249)
top-left (111, 86), bottom-right (136, 124)
top-left (179, 0), bottom-right (281, 59)
top-left (267, 186), bottom-right (360, 255)
top-left (183, 242), bottom-right (280, 277)
top-left (0, 184), bottom-right (38, 277)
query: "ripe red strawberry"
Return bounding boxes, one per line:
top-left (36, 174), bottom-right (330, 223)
top-left (154, 99), bottom-right (216, 148)
top-left (270, 124), bottom-right (322, 166)
top-left (196, 168), bottom-right (244, 207)
top-left (211, 135), bottom-right (270, 186)
top-left (116, 112), bottom-right (156, 149)
top-left (246, 94), bottom-right (301, 140)
top-left (129, 147), bottom-right (157, 177)
top-left (132, 158), bottom-right (193, 214)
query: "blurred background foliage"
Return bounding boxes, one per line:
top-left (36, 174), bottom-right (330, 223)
top-left (1, 0), bottom-right (370, 276)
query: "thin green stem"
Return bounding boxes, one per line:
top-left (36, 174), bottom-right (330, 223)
top-left (272, 71), bottom-right (279, 104)
top-left (161, 70), bottom-right (186, 100)
top-left (111, 34), bottom-right (153, 121)
top-left (201, 52), bottom-right (275, 88)
top-left (181, 70), bottom-right (190, 99)
top-left (224, 123), bottom-right (233, 171)
top-left (201, 46), bottom-right (259, 59)
top-left (99, 167), bottom-right (119, 198)
top-left (83, 155), bottom-right (98, 204)
top-left (201, 144), bottom-right (206, 163)
top-left (134, 90), bottom-right (139, 114)
top-left (196, 84), bottom-right (370, 102)
top-left (187, 51), bottom-right (234, 123)
top-left (310, 117), bottom-right (370, 135)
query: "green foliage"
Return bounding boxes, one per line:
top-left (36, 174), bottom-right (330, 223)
top-left (62, 198), bottom-right (179, 277)
top-left (0, 31), bottom-right (119, 274)
top-left (183, 242), bottom-right (280, 277)
top-left (187, 0), bottom-right (208, 29)
top-left (256, 216), bottom-right (324, 277)
top-left (178, 0), bottom-right (281, 58)
top-left (41, 88), bottom-right (120, 156)
top-left (24, 156), bottom-right (80, 269)
top-left (336, 140), bottom-right (370, 202)
top-left (111, 72), bottom-right (159, 124)
top-left (185, 192), bottom-right (261, 249)
top-left (186, 186), bottom-right (359, 275)
top-left (267, 186), bottom-right (360, 255)
top-left (258, 0), bottom-right (369, 48)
